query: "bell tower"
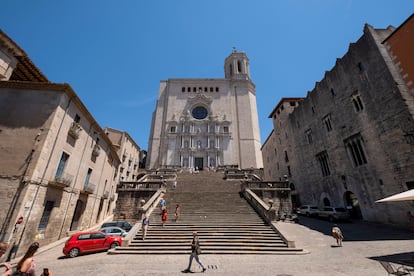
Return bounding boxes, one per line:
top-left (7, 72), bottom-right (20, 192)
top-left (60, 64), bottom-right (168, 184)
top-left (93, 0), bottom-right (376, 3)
top-left (224, 48), bottom-right (250, 80)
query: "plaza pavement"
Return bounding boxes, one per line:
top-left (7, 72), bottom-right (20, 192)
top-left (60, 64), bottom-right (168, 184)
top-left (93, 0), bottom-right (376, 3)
top-left (13, 217), bottom-right (414, 276)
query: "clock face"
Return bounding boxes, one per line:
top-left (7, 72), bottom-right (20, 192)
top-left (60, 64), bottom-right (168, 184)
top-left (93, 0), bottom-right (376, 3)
top-left (192, 106), bottom-right (208, 120)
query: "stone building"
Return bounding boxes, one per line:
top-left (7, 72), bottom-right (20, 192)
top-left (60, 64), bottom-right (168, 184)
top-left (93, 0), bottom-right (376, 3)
top-left (262, 16), bottom-right (414, 227)
top-left (0, 30), bottom-right (120, 256)
top-left (146, 50), bottom-right (263, 170)
top-left (105, 127), bottom-right (146, 182)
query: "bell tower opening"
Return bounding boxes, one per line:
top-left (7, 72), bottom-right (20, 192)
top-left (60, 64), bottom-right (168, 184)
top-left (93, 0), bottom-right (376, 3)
top-left (224, 48), bottom-right (250, 80)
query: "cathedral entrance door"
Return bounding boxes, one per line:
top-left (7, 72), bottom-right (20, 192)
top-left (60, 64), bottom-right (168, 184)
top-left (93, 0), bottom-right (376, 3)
top-left (194, 157), bottom-right (203, 170)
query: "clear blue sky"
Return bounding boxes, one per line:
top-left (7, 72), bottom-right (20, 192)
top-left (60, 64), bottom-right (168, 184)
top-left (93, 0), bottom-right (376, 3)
top-left (1, 1), bottom-right (413, 150)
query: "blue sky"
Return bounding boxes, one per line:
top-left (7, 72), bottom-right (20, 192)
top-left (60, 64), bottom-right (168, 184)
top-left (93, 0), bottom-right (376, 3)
top-left (1, 1), bottom-right (413, 150)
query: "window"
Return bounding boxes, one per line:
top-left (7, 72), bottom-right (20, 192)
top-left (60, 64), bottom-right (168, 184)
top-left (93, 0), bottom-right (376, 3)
top-left (323, 114), bottom-right (333, 132)
top-left (38, 201), bottom-right (54, 229)
top-left (223, 126), bottom-right (229, 133)
top-left (306, 129), bottom-right (313, 144)
top-left (287, 166), bottom-right (292, 177)
top-left (216, 87), bottom-right (219, 92)
top-left (204, 87), bottom-right (207, 92)
top-left (170, 126), bottom-right (176, 133)
top-left (330, 88), bottom-right (335, 96)
top-left (358, 62), bottom-right (365, 72)
top-left (352, 93), bottom-right (364, 112)
top-left (187, 87), bottom-right (191, 92)
top-left (284, 151), bottom-right (289, 162)
top-left (316, 151), bottom-right (331, 176)
top-left (289, 102), bottom-right (296, 107)
top-left (74, 114), bottom-right (80, 123)
top-left (344, 134), bottom-right (367, 167)
top-left (210, 87), bottom-right (213, 92)
top-left (182, 87), bottom-right (185, 92)
top-left (237, 60), bottom-right (242, 73)
top-left (84, 168), bottom-right (92, 187)
top-left (193, 87), bottom-right (196, 92)
top-left (56, 152), bottom-right (69, 178)
top-left (191, 106), bottom-right (208, 120)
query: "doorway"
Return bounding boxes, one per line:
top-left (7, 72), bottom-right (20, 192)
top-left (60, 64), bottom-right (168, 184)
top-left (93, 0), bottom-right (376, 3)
top-left (194, 157), bottom-right (203, 170)
top-left (344, 191), bottom-right (363, 219)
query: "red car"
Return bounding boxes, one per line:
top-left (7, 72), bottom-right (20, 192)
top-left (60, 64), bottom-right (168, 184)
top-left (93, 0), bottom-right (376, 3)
top-left (63, 231), bottom-right (122, 258)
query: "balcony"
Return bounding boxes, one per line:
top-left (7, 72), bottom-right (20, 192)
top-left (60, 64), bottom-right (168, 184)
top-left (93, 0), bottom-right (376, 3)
top-left (49, 172), bottom-right (73, 189)
top-left (68, 122), bottom-right (82, 139)
top-left (92, 144), bottom-right (101, 157)
top-left (81, 182), bottom-right (96, 194)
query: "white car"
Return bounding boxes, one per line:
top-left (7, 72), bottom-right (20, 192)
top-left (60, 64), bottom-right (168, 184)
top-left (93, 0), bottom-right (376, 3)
top-left (100, 226), bottom-right (128, 237)
top-left (297, 205), bottom-right (319, 217)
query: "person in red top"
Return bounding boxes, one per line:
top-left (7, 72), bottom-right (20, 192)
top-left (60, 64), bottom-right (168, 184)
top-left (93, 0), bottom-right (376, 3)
top-left (161, 207), bottom-right (168, 227)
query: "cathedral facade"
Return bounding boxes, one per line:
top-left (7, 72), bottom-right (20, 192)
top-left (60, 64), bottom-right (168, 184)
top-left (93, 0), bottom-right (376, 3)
top-left (146, 50), bottom-right (263, 170)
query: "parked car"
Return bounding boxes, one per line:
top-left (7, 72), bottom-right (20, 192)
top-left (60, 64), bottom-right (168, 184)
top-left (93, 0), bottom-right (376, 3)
top-left (317, 207), bottom-right (350, 222)
top-left (297, 205), bottom-right (319, 217)
top-left (63, 231), bottom-right (122, 258)
top-left (100, 226), bottom-right (128, 237)
top-left (101, 221), bottom-right (133, 232)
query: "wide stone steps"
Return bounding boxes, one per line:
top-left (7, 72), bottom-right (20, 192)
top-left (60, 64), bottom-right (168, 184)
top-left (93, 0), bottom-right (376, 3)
top-left (111, 172), bottom-right (301, 254)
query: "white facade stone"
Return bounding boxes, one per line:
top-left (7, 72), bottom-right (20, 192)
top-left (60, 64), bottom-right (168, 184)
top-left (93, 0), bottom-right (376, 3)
top-left (147, 51), bottom-right (263, 170)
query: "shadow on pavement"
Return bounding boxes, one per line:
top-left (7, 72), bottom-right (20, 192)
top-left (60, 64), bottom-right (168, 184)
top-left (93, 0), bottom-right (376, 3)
top-left (297, 216), bottom-right (414, 241)
top-left (369, 251), bottom-right (414, 267)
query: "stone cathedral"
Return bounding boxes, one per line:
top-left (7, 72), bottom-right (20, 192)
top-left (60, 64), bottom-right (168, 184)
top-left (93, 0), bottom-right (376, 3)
top-left (146, 50), bottom-right (263, 170)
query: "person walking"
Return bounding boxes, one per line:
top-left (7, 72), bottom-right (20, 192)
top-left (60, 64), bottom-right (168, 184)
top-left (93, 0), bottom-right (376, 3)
top-left (159, 198), bottom-right (166, 211)
top-left (141, 215), bottom-right (150, 240)
top-left (183, 232), bottom-right (206, 273)
top-left (174, 204), bottom-right (181, 222)
top-left (15, 242), bottom-right (40, 276)
top-left (161, 207), bottom-right (168, 227)
top-left (332, 224), bottom-right (344, 247)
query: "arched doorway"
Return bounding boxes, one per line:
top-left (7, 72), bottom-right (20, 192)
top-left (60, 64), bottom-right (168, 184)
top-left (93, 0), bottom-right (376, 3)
top-left (323, 197), bottom-right (331, 206)
top-left (344, 191), bottom-right (363, 219)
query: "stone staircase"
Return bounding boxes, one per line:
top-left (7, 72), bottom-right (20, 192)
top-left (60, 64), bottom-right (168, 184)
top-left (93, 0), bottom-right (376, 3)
top-left (113, 171), bottom-right (302, 254)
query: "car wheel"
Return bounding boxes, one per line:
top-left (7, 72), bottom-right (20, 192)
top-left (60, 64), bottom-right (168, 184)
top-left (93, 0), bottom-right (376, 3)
top-left (110, 242), bottom-right (120, 249)
top-left (68, 248), bottom-right (80, 258)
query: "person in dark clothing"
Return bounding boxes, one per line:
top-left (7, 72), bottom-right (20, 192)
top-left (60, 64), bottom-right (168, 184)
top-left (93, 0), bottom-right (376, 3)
top-left (183, 232), bottom-right (206, 273)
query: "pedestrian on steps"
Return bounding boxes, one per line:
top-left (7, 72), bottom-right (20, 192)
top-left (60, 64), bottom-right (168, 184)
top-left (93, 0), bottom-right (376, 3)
top-left (161, 207), bottom-right (168, 227)
top-left (159, 197), bottom-right (166, 211)
top-left (174, 204), bottom-right (181, 222)
top-left (142, 215), bottom-right (150, 240)
top-left (183, 231), bottom-right (206, 273)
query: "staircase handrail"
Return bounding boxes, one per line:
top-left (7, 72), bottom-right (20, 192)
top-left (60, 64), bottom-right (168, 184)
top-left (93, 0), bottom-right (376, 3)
top-left (241, 187), bottom-right (296, 248)
top-left (121, 187), bottom-right (166, 247)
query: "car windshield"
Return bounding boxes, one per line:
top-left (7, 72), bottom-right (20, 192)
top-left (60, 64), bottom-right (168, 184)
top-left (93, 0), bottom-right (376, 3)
top-left (335, 207), bottom-right (346, 212)
top-left (310, 207), bottom-right (318, 209)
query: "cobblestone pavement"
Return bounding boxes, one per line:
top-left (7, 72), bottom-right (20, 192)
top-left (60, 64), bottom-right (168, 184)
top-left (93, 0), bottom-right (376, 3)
top-left (15, 217), bottom-right (414, 276)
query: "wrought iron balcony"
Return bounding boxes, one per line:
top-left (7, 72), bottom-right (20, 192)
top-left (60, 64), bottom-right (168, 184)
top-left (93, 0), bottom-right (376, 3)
top-left (68, 122), bottom-right (82, 139)
top-left (49, 172), bottom-right (74, 188)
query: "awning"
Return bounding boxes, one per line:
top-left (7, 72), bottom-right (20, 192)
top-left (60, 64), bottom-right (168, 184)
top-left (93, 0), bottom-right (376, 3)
top-left (376, 189), bottom-right (414, 203)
